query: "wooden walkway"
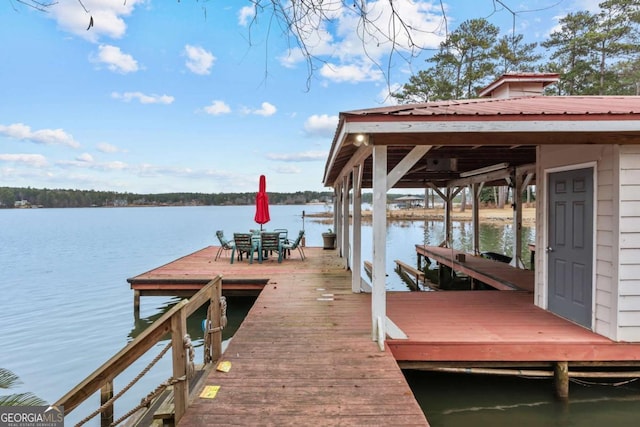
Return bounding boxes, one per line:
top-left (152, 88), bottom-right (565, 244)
top-left (127, 245), bottom-right (640, 425)
top-left (415, 245), bottom-right (535, 292)
top-left (136, 247), bottom-right (429, 426)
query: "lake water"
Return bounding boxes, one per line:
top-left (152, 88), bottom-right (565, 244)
top-left (1, 205), bottom-right (638, 426)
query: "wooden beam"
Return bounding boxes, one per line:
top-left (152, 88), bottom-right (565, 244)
top-left (387, 146), bottom-right (432, 190)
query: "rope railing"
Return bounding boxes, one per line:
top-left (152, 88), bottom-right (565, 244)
top-left (54, 275), bottom-right (224, 426)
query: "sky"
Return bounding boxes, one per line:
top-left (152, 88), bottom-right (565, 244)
top-left (0, 0), bottom-right (599, 194)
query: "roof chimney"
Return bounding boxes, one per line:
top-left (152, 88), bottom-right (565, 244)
top-left (478, 73), bottom-right (560, 99)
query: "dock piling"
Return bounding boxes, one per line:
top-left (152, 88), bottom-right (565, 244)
top-left (554, 361), bottom-right (569, 400)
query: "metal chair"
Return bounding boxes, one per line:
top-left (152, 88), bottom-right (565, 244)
top-left (215, 230), bottom-right (235, 261)
top-left (282, 230), bottom-right (306, 260)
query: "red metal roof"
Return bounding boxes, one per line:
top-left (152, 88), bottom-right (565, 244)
top-left (343, 96), bottom-right (640, 119)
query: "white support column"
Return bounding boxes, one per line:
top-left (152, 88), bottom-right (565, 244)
top-left (371, 145), bottom-right (387, 346)
top-left (335, 183), bottom-right (343, 256)
top-left (352, 164), bottom-right (363, 293)
top-left (341, 174), bottom-right (350, 266)
top-left (332, 187), bottom-right (339, 238)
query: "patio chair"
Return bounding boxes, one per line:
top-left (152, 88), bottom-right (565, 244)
top-left (273, 228), bottom-right (288, 243)
top-left (231, 233), bottom-right (257, 264)
top-left (214, 230), bottom-right (235, 261)
top-left (259, 232), bottom-right (283, 263)
top-left (282, 230), bottom-right (305, 260)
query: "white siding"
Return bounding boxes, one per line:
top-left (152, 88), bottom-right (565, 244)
top-left (596, 148), bottom-right (617, 338)
top-left (618, 146), bottom-right (640, 341)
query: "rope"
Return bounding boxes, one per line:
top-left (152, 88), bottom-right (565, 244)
top-left (111, 334), bottom-right (195, 427)
top-left (570, 377), bottom-right (639, 387)
top-left (220, 296), bottom-right (228, 329)
top-left (184, 334), bottom-right (195, 380)
top-left (74, 342), bottom-right (172, 427)
top-left (109, 376), bottom-right (186, 427)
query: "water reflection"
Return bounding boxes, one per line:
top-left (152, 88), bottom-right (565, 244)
top-left (418, 221), bottom-right (535, 269)
top-left (365, 219), bottom-right (536, 290)
top-left (129, 296), bottom-right (256, 351)
top-left (405, 370), bottom-right (640, 427)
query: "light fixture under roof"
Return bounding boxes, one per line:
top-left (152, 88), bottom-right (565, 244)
top-left (353, 134), bottom-right (370, 147)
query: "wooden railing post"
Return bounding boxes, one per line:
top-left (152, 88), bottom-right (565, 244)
top-left (99, 380), bottom-right (113, 427)
top-left (171, 308), bottom-right (188, 423)
top-left (211, 278), bottom-right (223, 362)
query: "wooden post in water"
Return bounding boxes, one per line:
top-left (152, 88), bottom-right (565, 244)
top-left (133, 290), bottom-right (140, 318)
top-left (99, 380), bottom-right (113, 427)
top-left (171, 308), bottom-right (188, 423)
top-left (554, 361), bottom-right (569, 400)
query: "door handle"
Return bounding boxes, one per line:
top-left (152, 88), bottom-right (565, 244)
top-left (546, 246), bottom-right (554, 253)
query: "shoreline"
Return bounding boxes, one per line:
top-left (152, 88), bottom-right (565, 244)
top-left (306, 206), bottom-right (536, 224)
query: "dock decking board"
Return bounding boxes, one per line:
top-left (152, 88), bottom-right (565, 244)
top-left (128, 245), bottom-right (640, 425)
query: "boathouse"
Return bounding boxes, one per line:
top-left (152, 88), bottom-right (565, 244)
top-left (322, 73), bottom-right (640, 344)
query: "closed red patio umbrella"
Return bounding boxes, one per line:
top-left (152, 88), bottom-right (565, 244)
top-left (254, 175), bottom-right (270, 230)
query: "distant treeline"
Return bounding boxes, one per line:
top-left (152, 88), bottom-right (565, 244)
top-left (0, 186), bottom-right (529, 209)
top-left (0, 187), bottom-right (340, 209)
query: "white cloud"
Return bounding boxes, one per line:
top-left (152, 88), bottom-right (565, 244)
top-left (104, 161), bottom-right (128, 170)
top-left (47, 0), bottom-right (145, 42)
top-left (273, 164), bottom-right (302, 174)
top-left (97, 142), bottom-right (126, 153)
top-left (277, 0), bottom-right (445, 83)
top-left (184, 45), bottom-right (216, 75)
top-left (77, 153), bottom-right (94, 163)
top-left (0, 154), bottom-right (48, 167)
top-left (238, 6), bottom-right (255, 26)
top-left (319, 62), bottom-right (383, 83)
top-left (266, 151), bottom-right (328, 162)
top-left (377, 83), bottom-right (402, 106)
top-left (111, 92), bottom-right (175, 104)
top-left (253, 102), bottom-right (277, 117)
top-left (204, 100), bottom-right (232, 115)
top-left (91, 44), bottom-right (139, 73)
top-left (57, 157), bottom-right (129, 171)
top-left (303, 114), bottom-right (339, 137)
top-left (0, 123), bottom-right (80, 148)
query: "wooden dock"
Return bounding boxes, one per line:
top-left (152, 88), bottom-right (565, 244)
top-left (125, 245), bottom-right (640, 425)
top-left (130, 246), bottom-right (429, 426)
top-left (415, 245), bottom-right (535, 292)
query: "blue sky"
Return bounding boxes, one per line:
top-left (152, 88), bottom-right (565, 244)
top-left (0, 0), bottom-right (597, 194)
